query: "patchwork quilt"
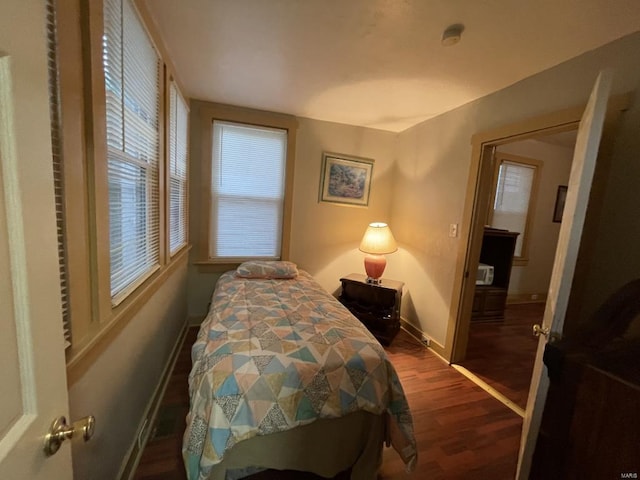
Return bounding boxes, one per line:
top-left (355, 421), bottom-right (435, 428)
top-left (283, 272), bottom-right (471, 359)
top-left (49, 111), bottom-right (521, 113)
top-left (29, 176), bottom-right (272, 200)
top-left (183, 270), bottom-right (416, 480)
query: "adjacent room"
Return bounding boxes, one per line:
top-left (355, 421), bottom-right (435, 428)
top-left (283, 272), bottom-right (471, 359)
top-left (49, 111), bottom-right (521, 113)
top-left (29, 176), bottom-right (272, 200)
top-left (2, 1), bottom-right (640, 479)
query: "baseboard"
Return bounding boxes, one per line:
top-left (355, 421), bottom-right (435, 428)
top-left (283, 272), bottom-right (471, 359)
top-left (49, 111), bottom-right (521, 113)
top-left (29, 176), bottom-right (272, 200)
top-left (188, 314), bottom-right (206, 326)
top-left (118, 318), bottom-right (190, 480)
top-left (399, 318), bottom-right (446, 358)
top-left (507, 292), bottom-right (547, 304)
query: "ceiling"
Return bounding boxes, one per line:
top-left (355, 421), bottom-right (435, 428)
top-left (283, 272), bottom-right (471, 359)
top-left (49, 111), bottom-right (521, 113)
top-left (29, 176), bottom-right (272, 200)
top-left (141, 0), bottom-right (640, 132)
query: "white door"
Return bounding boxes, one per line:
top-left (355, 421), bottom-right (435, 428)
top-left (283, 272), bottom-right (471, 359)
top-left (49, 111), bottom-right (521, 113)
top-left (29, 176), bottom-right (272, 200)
top-left (516, 70), bottom-right (613, 479)
top-left (0, 0), bottom-right (73, 478)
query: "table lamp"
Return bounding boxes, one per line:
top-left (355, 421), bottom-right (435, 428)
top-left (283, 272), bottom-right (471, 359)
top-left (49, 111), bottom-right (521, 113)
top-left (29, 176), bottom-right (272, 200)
top-left (359, 222), bottom-right (397, 284)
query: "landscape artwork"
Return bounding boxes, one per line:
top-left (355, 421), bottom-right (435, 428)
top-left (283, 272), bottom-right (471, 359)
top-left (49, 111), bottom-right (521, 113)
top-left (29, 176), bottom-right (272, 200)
top-left (319, 153), bottom-right (374, 206)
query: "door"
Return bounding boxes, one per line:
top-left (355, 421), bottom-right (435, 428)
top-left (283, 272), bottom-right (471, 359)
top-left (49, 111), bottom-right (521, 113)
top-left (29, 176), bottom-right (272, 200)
top-left (0, 0), bottom-right (73, 478)
top-left (515, 70), bottom-right (613, 479)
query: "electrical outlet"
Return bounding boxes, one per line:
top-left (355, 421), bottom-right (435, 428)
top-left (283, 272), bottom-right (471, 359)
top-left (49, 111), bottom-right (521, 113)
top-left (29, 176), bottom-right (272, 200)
top-left (449, 223), bottom-right (458, 238)
top-left (420, 333), bottom-right (431, 346)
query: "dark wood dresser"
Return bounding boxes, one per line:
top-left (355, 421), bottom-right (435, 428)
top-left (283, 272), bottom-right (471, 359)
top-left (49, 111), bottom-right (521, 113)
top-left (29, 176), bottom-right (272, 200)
top-left (472, 227), bottom-right (519, 322)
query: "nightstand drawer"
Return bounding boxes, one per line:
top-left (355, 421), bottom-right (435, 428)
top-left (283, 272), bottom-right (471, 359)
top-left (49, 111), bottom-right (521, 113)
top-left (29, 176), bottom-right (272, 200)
top-left (341, 281), bottom-right (397, 310)
top-left (338, 273), bottom-right (403, 346)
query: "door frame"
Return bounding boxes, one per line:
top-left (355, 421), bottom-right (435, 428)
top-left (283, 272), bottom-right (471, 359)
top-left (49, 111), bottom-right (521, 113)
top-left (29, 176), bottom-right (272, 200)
top-left (445, 93), bottom-right (631, 364)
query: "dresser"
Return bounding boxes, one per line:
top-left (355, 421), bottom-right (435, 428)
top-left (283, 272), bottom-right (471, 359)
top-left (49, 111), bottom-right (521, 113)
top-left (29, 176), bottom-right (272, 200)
top-left (472, 227), bottom-right (519, 321)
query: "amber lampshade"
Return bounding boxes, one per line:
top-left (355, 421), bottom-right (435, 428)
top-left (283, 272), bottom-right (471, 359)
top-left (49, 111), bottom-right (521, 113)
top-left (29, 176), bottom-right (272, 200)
top-left (359, 222), bottom-right (397, 284)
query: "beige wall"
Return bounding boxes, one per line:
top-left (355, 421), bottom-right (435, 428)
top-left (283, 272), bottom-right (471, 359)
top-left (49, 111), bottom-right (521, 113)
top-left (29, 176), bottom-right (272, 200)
top-left (496, 140), bottom-right (573, 299)
top-left (186, 100), bottom-right (222, 319)
top-left (392, 106), bottom-right (474, 346)
top-left (392, 32), bottom-right (640, 346)
top-left (68, 262), bottom-right (187, 480)
top-left (289, 118), bottom-right (397, 292)
top-left (187, 32), bottom-right (640, 350)
top-left (187, 107), bottom-right (397, 317)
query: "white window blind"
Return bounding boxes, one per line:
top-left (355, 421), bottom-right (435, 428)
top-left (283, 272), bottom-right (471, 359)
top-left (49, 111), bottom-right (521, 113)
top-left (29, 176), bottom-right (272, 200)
top-left (46, 0), bottom-right (71, 348)
top-left (492, 160), bottom-right (535, 256)
top-left (103, 0), bottom-right (160, 303)
top-left (210, 121), bottom-right (287, 260)
top-left (168, 81), bottom-right (189, 255)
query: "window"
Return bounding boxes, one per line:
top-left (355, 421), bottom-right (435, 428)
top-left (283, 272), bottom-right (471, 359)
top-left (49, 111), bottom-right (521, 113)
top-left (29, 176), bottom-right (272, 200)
top-left (209, 120), bottom-right (288, 261)
top-left (103, 0), bottom-right (161, 304)
top-left (168, 80), bottom-right (189, 255)
top-left (50, 0), bottom-right (190, 371)
top-left (489, 153), bottom-right (542, 263)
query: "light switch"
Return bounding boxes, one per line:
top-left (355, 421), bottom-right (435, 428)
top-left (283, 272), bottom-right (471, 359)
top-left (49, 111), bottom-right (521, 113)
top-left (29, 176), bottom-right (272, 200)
top-left (449, 223), bottom-right (458, 238)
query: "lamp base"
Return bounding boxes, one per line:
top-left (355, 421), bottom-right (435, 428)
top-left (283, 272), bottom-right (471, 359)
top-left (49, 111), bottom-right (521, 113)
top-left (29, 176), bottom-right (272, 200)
top-left (364, 254), bottom-right (386, 284)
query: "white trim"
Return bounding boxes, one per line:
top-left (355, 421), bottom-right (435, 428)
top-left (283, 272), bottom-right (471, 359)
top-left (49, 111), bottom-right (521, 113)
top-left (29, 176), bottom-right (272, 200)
top-left (452, 364), bottom-right (525, 417)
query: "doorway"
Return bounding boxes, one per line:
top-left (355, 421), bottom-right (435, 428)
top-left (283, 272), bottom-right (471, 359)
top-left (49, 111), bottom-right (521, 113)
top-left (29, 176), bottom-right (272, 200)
top-left (444, 74), bottom-right (627, 479)
top-left (446, 91), bottom-right (628, 411)
top-left (456, 131), bottom-right (577, 413)
top-left (442, 106), bottom-right (594, 417)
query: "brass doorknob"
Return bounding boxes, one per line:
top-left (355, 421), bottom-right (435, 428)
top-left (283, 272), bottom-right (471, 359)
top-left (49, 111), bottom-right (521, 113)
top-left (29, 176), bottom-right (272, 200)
top-left (44, 415), bottom-right (95, 456)
top-left (532, 324), bottom-right (550, 337)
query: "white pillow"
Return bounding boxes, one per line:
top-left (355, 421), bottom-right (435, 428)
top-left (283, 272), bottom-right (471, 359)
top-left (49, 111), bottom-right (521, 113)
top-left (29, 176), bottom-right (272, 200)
top-left (236, 260), bottom-right (299, 279)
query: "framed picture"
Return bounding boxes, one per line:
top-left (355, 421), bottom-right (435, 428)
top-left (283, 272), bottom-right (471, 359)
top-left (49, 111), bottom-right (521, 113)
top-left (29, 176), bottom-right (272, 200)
top-left (553, 185), bottom-right (568, 223)
top-left (319, 152), bottom-right (374, 206)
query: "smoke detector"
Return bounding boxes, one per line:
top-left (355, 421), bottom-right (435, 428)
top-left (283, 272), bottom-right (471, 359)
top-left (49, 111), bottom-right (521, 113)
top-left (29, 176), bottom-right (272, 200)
top-left (442, 24), bottom-right (464, 46)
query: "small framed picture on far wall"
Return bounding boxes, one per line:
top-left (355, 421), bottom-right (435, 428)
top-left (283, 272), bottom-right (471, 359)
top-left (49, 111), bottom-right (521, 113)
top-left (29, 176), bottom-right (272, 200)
top-left (553, 185), bottom-right (568, 223)
top-left (318, 152), bottom-right (374, 207)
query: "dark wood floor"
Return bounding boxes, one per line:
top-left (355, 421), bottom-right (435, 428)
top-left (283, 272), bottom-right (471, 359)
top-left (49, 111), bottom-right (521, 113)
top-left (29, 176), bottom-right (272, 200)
top-left (460, 303), bottom-right (543, 410)
top-left (134, 327), bottom-right (523, 480)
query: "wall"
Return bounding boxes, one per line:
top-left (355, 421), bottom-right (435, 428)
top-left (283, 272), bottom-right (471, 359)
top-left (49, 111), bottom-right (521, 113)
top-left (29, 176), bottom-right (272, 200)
top-left (187, 106), bottom-right (397, 317)
top-left (186, 100), bottom-right (218, 320)
top-left (187, 32), bottom-right (640, 351)
top-left (569, 64), bottom-right (640, 334)
top-left (68, 262), bottom-right (187, 480)
top-left (392, 107), bottom-right (473, 346)
top-left (392, 32), bottom-right (640, 347)
top-left (496, 139), bottom-right (573, 300)
top-left (288, 117), bottom-right (397, 291)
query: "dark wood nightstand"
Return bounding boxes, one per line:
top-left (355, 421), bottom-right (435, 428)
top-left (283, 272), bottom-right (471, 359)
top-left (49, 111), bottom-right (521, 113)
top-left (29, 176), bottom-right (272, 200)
top-left (338, 273), bottom-right (404, 346)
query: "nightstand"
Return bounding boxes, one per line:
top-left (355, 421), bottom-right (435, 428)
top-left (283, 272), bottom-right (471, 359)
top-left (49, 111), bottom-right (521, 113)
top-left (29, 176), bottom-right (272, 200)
top-left (338, 273), bottom-right (404, 346)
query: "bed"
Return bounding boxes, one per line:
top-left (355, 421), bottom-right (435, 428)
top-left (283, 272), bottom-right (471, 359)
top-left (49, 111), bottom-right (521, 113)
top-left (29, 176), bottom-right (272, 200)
top-left (182, 261), bottom-right (417, 480)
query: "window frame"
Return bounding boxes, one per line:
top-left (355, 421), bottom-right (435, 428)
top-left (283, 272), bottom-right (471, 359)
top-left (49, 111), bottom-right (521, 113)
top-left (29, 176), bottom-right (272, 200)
top-left (167, 78), bottom-right (190, 257)
top-left (195, 102), bottom-right (297, 271)
top-left (209, 120), bottom-right (288, 262)
top-left (91, 0), bottom-right (166, 319)
top-left (54, 0), bottom-right (190, 380)
top-left (488, 152), bottom-right (542, 266)
top-left (103, 0), bottom-right (163, 304)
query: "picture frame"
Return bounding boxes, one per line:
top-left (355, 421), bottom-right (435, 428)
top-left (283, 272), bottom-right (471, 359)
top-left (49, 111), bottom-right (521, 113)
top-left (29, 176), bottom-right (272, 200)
top-left (553, 185), bottom-right (568, 223)
top-left (319, 152), bottom-right (374, 207)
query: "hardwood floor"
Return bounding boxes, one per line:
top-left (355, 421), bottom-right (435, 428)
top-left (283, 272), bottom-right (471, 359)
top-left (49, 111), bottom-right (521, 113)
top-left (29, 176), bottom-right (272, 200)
top-left (460, 303), bottom-right (543, 410)
top-left (378, 331), bottom-right (522, 479)
top-left (134, 327), bottom-right (522, 480)
top-left (133, 326), bottom-right (196, 480)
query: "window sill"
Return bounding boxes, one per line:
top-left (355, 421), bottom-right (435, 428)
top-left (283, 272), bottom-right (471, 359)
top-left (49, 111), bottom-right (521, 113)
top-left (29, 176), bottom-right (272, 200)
top-left (193, 256), bottom-right (287, 274)
top-left (193, 260), bottom-right (241, 274)
top-left (65, 246), bottom-right (190, 385)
